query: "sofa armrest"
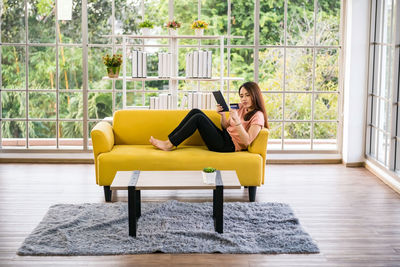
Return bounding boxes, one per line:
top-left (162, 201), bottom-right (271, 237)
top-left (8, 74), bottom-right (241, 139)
top-left (91, 121), bottom-right (114, 158)
top-left (248, 128), bottom-right (269, 155)
top-left (248, 128), bottom-right (269, 184)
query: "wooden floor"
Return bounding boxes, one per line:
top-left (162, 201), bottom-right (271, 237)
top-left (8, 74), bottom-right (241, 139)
top-left (1, 164), bottom-right (400, 266)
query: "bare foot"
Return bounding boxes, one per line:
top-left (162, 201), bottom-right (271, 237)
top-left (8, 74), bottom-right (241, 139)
top-left (149, 136), bottom-right (174, 151)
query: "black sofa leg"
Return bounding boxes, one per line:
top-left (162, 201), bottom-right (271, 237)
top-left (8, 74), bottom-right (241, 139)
top-left (248, 186), bottom-right (257, 202)
top-left (104, 186), bottom-right (112, 202)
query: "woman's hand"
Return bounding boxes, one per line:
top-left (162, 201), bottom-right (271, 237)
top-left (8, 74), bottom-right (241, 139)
top-left (230, 109), bottom-right (241, 125)
top-left (216, 104), bottom-right (224, 115)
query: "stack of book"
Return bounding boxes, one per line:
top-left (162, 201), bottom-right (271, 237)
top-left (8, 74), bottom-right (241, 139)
top-left (131, 50), bottom-right (147, 78)
top-left (185, 50), bottom-right (212, 79)
top-left (149, 93), bottom-right (172, 109)
top-left (158, 53), bottom-right (173, 78)
top-left (180, 92), bottom-right (217, 110)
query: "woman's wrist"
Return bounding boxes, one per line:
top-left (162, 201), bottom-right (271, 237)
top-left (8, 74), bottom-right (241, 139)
top-left (235, 122), bottom-right (241, 126)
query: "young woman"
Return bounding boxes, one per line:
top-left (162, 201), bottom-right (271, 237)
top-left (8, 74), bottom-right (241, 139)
top-left (149, 81), bottom-right (269, 152)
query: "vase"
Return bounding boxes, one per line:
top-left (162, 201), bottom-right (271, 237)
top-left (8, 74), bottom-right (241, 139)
top-left (195, 28), bottom-right (204, 37)
top-left (168, 28), bottom-right (178, 36)
top-left (107, 66), bottom-right (120, 78)
top-left (202, 171), bottom-right (216, 184)
top-left (141, 27), bottom-right (151, 35)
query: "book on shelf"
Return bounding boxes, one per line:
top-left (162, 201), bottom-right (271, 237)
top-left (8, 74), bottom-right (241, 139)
top-left (194, 50), bottom-right (199, 78)
top-left (132, 50), bottom-right (138, 77)
top-left (198, 51), bottom-right (204, 78)
top-left (207, 51), bottom-right (212, 78)
top-left (137, 51), bottom-right (143, 77)
top-left (142, 52), bottom-right (147, 77)
top-left (185, 50), bottom-right (213, 79)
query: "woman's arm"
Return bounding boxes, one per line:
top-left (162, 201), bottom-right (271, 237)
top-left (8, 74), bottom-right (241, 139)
top-left (217, 104), bottom-right (229, 129)
top-left (230, 110), bottom-right (262, 146)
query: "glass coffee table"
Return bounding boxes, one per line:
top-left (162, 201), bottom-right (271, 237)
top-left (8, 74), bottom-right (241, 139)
top-left (110, 170), bottom-right (241, 237)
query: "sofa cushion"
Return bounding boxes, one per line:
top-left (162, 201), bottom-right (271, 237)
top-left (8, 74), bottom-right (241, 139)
top-left (113, 110), bottom-right (222, 145)
top-left (97, 145), bottom-right (263, 186)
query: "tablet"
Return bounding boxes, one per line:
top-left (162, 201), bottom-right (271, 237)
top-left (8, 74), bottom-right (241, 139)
top-left (212, 91), bottom-right (229, 112)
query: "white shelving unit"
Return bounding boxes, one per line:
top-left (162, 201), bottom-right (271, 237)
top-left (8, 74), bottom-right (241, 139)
top-left (103, 34), bottom-right (244, 109)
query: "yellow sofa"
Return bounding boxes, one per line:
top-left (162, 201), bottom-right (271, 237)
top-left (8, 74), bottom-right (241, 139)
top-left (91, 109), bottom-right (269, 202)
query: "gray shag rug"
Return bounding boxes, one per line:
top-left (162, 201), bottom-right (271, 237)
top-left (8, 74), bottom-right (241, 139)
top-left (17, 200), bottom-right (319, 255)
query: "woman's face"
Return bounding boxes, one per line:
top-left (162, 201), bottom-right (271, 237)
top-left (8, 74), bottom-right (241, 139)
top-left (239, 87), bottom-right (253, 110)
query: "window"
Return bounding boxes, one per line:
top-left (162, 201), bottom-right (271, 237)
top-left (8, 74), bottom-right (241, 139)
top-left (366, 0), bottom-right (400, 172)
top-left (1, 0), bottom-right (342, 152)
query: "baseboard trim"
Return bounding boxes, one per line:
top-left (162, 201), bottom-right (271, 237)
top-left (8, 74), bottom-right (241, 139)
top-left (0, 153), bottom-right (94, 164)
top-left (365, 159), bottom-right (400, 195)
top-left (266, 159), bottom-right (342, 164)
top-left (344, 162), bottom-right (365, 167)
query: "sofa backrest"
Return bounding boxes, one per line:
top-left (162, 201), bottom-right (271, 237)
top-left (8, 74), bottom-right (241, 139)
top-left (113, 109), bottom-right (222, 145)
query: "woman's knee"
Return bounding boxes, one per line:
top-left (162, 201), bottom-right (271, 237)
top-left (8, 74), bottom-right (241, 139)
top-left (189, 108), bottom-right (203, 115)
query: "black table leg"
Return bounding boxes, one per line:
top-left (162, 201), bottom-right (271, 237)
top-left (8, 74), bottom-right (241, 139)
top-left (213, 189), bottom-right (216, 218)
top-left (136, 190), bottom-right (141, 218)
top-left (128, 186), bottom-right (137, 237)
top-left (213, 185), bottom-right (223, 233)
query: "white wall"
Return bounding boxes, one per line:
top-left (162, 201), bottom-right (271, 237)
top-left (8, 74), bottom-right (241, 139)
top-left (342, 0), bottom-right (370, 164)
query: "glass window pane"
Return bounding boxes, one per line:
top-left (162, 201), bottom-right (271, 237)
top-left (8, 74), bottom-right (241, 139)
top-left (285, 48), bottom-right (313, 91)
top-left (378, 98), bottom-right (389, 132)
top-left (287, 0), bottom-right (314, 46)
top-left (313, 122), bottom-right (337, 150)
top-left (230, 48), bottom-right (254, 82)
top-left (1, 121), bottom-right (26, 147)
top-left (264, 93), bottom-right (283, 120)
top-left (381, 45), bottom-right (394, 99)
top-left (89, 47), bottom-right (112, 90)
top-left (115, 0), bottom-right (141, 36)
top-left (259, 0), bottom-right (284, 45)
top-left (284, 122), bottom-right (311, 150)
top-left (59, 92), bottom-right (83, 119)
top-left (1, 0), bottom-right (25, 43)
top-left (268, 122), bottom-right (282, 150)
top-left (29, 46), bottom-right (56, 89)
top-left (315, 49), bottom-right (339, 91)
top-left (59, 121), bottom-right (83, 149)
top-left (58, 0), bottom-right (82, 43)
top-left (201, 0), bottom-right (228, 37)
top-left (2, 46), bottom-right (26, 89)
top-left (28, 0), bottom-right (55, 43)
top-left (59, 47), bottom-right (83, 89)
top-left (88, 92), bottom-right (112, 119)
top-left (259, 48), bottom-right (283, 91)
top-left (144, 0), bottom-right (168, 36)
top-left (231, 0), bottom-right (254, 45)
top-left (29, 92), bottom-right (56, 119)
top-left (314, 93), bottom-right (338, 121)
top-left (377, 131), bottom-right (387, 164)
top-left (28, 121), bottom-right (56, 148)
top-left (285, 93), bottom-right (311, 120)
top-left (2, 91), bottom-right (26, 118)
top-left (174, 0), bottom-right (198, 43)
top-left (370, 126), bottom-right (377, 158)
top-left (316, 0), bottom-right (340, 45)
top-left (88, 0), bottom-right (111, 44)
top-left (382, 0), bottom-right (393, 44)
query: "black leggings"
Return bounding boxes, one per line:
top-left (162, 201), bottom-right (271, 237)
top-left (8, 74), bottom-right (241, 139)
top-left (168, 109), bottom-right (235, 152)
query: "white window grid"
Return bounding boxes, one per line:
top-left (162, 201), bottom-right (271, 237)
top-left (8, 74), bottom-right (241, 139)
top-left (366, 0), bottom-right (400, 172)
top-left (0, 0), bottom-right (343, 152)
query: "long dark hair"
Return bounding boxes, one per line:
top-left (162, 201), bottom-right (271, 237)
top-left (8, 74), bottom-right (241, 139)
top-left (239, 82), bottom-right (269, 129)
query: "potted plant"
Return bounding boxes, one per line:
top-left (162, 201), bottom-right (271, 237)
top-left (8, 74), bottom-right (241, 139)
top-left (165, 20), bottom-right (181, 36)
top-left (191, 20), bottom-right (209, 36)
top-left (202, 167), bottom-right (216, 184)
top-left (102, 54), bottom-right (122, 78)
top-left (139, 20), bottom-right (154, 35)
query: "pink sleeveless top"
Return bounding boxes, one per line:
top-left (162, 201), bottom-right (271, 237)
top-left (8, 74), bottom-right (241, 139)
top-left (226, 104), bottom-right (265, 151)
